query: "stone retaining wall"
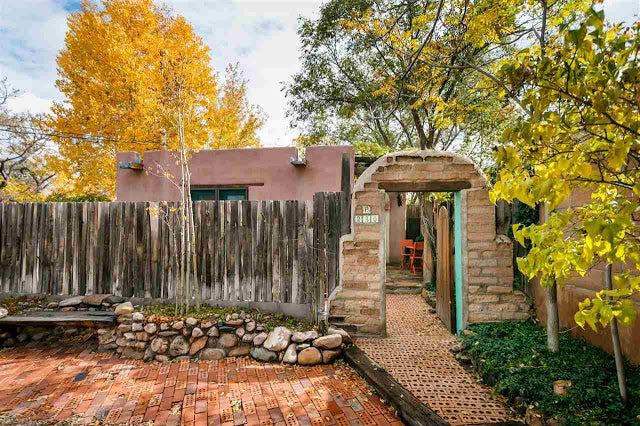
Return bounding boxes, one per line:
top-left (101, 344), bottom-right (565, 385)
top-left (0, 295), bottom-right (351, 367)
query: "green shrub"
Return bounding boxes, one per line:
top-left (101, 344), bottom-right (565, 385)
top-left (461, 321), bottom-right (640, 425)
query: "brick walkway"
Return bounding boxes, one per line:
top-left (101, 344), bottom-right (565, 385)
top-left (0, 343), bottom-right (403, 426)
top-left (356, 294), bottom-right (518, 425)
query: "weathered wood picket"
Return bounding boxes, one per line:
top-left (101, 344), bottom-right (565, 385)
top-left (0, 193), bottom-right (347, 306)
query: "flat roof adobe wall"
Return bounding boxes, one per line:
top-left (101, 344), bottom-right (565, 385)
top-left (116, 146), bottom-right (354, 202)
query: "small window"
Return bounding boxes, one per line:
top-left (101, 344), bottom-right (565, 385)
top-left (219, 189), bottom-right (247, 200)
top-left (190, 188), bottom-right (247, 201)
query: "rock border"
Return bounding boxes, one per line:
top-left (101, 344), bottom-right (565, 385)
top-left (0, 295), bottom-right (351, 367)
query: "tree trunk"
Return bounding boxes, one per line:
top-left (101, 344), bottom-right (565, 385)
top-left (544, 202), bottom-right (559, 352)
top-left (187, 168), bottom-right (200, 309)
top-left (410, 108), bottom-right (428, 149)
top-left (605, 263), bottom-right (629, 404)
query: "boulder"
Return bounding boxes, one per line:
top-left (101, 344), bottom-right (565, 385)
top-left (192, 327), bottom-right (204, 338)
top-left (31, 331), bottom-right (49, 342)
top-left (151, 337), bottom-right (168, 354)
top-left (186, 317), bottom-right (198, 327)
top-left (132, 312), bottom-right (144, 322)
top-left (200, 348), bottom-right (226, 361)
top-left (114, 302), bottom-right (134, 316)
top-left (228, 345), bottom-right (251, 357)
top-left (117, 315), bottom-right (132, 324)
top-left (98, 331), bottom-right (116, 345)
top-left (144, 323), bottom-right (157, 335)
top-left (327, 327), bottom-right (352, 344)
top-left (82, 294), bottom-right (111, 306)
top-left (207, 327), bottom-right (219, 337)
top-left (132, 323), bottom-right (143, 332)
top-left (172, 321), bottom-right (184, 330)
top-left (0, 307), bottom-right (7, 319)
top-left (160, 323), bottom-right (169, 331)
top-left (283, 344), bottom-right (298, 364)
top-left (144, 346), bottom-right (154, 362)
top-left (136, 332), bottom-right (150, 342)
top-left (201, 319), bottom-right (216, 329)
top-left (296, 343), bottom-right (310, 351)
top-left (292, 331), bottom-right (318, 343)
top-left (206, 337), bottom-right (218, 348)
top-left (263, 327), bottom-right (292, 352)
top-left (253, 332), bottom-right (268, 346)
top-left (242, 333), bottom-right (256, 344)
top-left (190, 336), bottom-right (208, 355)
top-left (250, 347), bottom-right (278, 362)
top-left (155, 354), bottom-right (170, 362)
top-left (225, 319), bottom-right (244, 327)
top-left (218, 333), bottom-right (238, 349)
top-left (298, 348), bottom-right (322, 365)
top-left (312, 334), bottom-right (342, 350)
top-left (169, 336), bottom-right (190, 357)
top-left (46, 302), bottom-right (59, 309)
top-left (322, 350), bottom-right (341, 364)
top-left (122, 347), bottom-right (144, 360)
top-left (104, 295), bottom-right (125, 304)
top-left (245, 321), bottom-right (256, 332)
top-left (235, 327), bottom-right (245, 338)
top-left (59, 296), bottom-right (84, 308)
top-left (158, 331), bottom-right (179, 337)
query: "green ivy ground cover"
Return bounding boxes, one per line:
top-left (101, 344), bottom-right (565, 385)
top-left (461, 321), bottom-right (639, 425)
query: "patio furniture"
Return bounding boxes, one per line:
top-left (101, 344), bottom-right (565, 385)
top-left (399, 239), bottom-right (414, 269)
top-left (410, 242), bottom-right (424, 275)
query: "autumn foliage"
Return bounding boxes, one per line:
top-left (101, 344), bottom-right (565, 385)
top-left (47, 0), bottom-right (264, 197)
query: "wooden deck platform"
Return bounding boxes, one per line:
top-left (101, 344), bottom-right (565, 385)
top-left (0, 311), bottom-right (116, 326)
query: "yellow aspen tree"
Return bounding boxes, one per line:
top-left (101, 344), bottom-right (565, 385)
top-left (48, 0), bottom-right (263, 197)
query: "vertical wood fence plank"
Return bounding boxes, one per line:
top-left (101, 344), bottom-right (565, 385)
top-left (0, 204), bottom-right (5, 292)
top-left (250, 201), bottom-right (258, 302)
top-left (264, 201), bottom-right (272, 302)
top-left (22, 203), bottom-right (32, 294)
top-left (271, 200), bottom-right (281, 302)
top-left (142, 202), bottom-right (151, 298)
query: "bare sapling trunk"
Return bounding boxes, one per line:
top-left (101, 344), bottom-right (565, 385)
top-left (604, 264), bottom-right (629, 404)
top-left (186, 167), bottom-right (200, 309)
top-left (544, 202), bottom-right (560, 352)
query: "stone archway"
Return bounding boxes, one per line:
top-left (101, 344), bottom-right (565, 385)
top-left (330, 151), bottom-right (529, 336)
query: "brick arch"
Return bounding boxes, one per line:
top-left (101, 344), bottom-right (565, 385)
top-left (331, 151), bottom-right (529, 336)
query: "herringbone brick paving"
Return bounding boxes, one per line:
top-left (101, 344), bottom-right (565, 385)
top-left (0, 343), bottom-right (403, 425)
top-left (357, 293), bottom-right (519, 425)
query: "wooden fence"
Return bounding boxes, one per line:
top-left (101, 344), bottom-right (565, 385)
top-left (0, 193), bottom-right (348, 307)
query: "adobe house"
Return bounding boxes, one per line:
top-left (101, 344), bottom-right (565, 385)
top-left (330, 151), bottom-right (530, 336)
top-left (116, 146), bottom-right (409, 264)
top-left (116, 146), bottom-right (355, 202)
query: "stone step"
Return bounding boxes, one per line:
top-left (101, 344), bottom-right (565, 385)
top-left (328, 322), bottom-right (359, 335)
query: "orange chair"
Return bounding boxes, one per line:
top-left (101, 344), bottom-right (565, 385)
top-left (410, 242), bottom-right (424, 275)
top-left (399, 239), bottom-right (414, 269)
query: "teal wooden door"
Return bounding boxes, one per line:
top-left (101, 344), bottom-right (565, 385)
top-left (454, 191), bottom-right (463, 333)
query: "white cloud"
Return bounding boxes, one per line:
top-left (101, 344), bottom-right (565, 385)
top-left (6, 92), bottom-right (54, 114)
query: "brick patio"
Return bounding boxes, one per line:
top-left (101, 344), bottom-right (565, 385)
top-left (0, 343), bottom-right (402, 426)
top-left (356, 294), bottom-right (520, 425)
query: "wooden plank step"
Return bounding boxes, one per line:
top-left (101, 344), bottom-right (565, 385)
top-left (0, 311), bottom-right (116, 326)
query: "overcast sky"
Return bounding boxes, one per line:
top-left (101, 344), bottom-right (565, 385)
top-left (1, 0), bottom-right (638, 147)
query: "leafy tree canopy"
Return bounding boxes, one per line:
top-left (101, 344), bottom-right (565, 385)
top-left (490, 10), bottom-right (640, 330)
top-left (47, 0), bottom-right (265, 197)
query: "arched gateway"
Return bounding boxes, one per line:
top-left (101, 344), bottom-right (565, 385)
top-left (330, 151), bottom-right (529, 336)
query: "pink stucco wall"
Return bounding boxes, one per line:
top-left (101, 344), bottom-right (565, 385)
top-left (116, 146), bottom-right (354, 201)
